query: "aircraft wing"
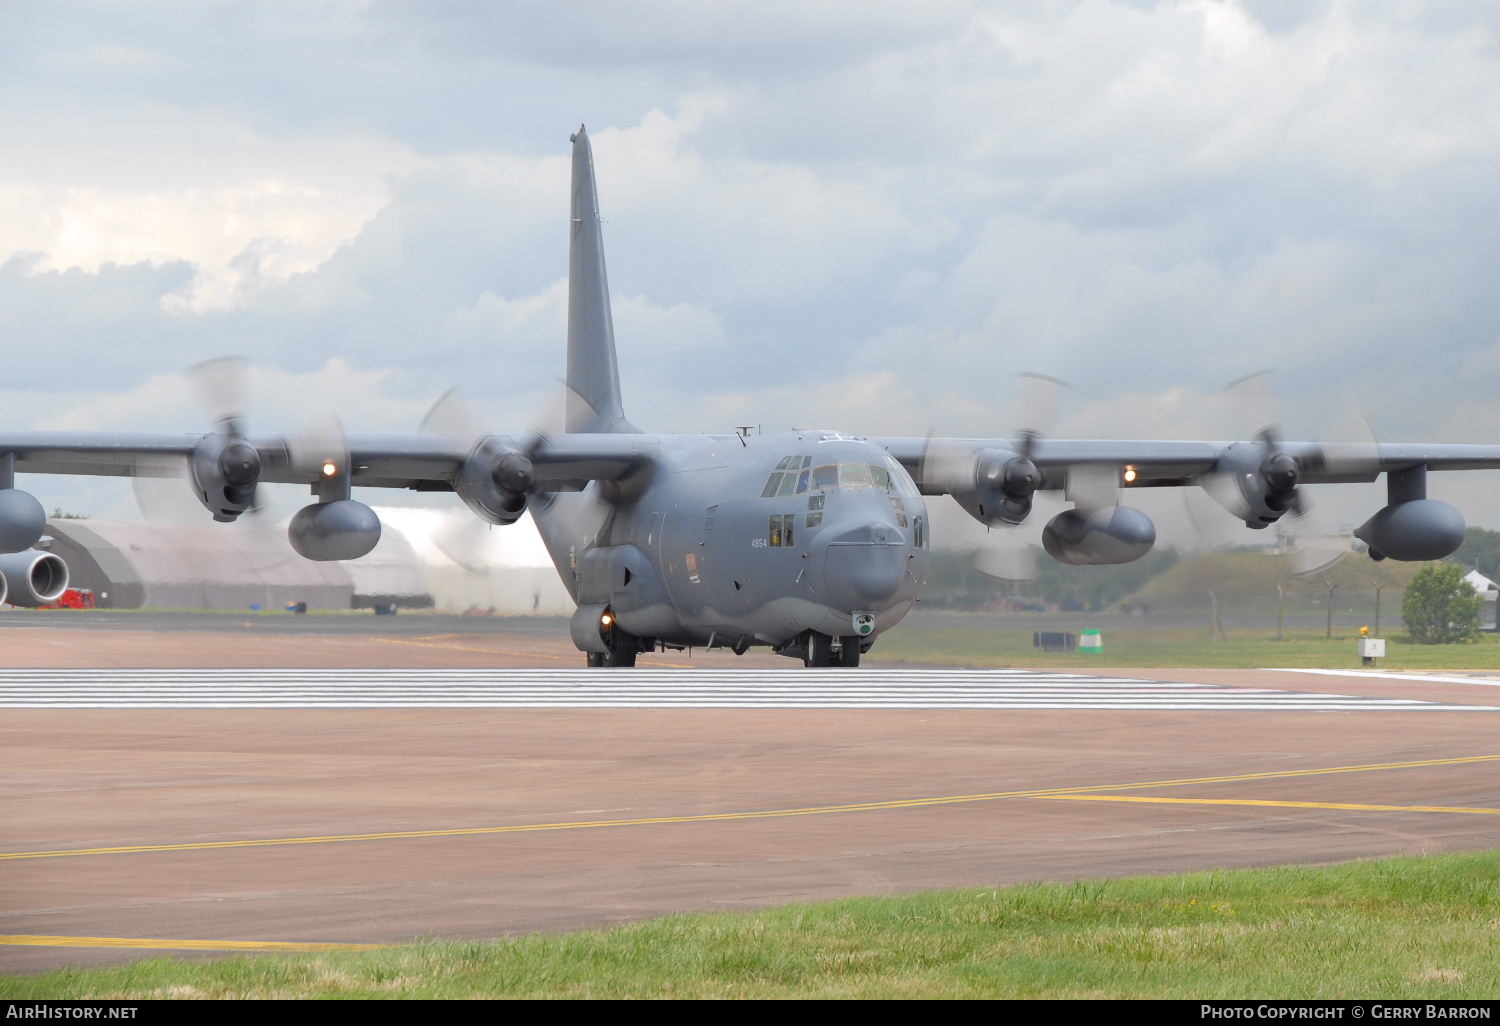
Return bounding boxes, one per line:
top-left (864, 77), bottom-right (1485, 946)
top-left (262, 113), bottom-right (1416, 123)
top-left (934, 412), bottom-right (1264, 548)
top-left (0, 431), bottom-right (662, 491)
top-left (870, 437), bottom-right (1500, 493)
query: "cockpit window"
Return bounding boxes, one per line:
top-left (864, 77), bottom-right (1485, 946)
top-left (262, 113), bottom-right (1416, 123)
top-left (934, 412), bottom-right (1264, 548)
top-left (767, 457), bottom-right (917, 498)
top-left (886, 456), bottom-right (921, 498)
top-left (762, 457), bottom-right (813, 497)
top-left (838, 463), bottom-right (873, 489)
top-left (803, 462), bottom-right (910, 494)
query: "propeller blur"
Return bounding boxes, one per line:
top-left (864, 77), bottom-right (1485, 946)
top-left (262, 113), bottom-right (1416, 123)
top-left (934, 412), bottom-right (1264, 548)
top-left (1, 126), bottom-right (1498, 666)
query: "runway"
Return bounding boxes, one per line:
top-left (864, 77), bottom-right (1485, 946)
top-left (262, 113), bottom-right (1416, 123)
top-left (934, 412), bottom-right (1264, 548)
top-left (1, 667), bottom-right (1496, 710)
top-left (2, 652), bottom-right (1497, 974)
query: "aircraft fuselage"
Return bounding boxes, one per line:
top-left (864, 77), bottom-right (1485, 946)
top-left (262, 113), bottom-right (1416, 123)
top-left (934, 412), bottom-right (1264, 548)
top-left (531, 432), bottom-right (929, 656)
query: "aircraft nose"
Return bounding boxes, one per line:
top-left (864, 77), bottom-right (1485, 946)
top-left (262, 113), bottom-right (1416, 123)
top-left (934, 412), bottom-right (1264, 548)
top-left (820, 521), bottom-right (907, 608)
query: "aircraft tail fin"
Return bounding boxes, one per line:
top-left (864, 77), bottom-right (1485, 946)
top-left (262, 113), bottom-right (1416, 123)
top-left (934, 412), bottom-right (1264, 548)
top-left (566, 126), bottom-right (634, 434)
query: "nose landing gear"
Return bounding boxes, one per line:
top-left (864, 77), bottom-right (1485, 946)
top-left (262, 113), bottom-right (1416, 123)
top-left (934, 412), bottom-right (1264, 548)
top-left (800, 631), bottom-right (863, 667)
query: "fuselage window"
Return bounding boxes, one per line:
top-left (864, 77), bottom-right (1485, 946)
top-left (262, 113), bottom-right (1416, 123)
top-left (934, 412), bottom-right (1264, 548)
top-left (812, 464), bottom-right (839, 490)
top-left (776, 473), bottom-right (799, 497)
top-left (761, 472), bottom-right (784, 498)
top-left (913, 515), bottom-right (926, 548)
top-left (768, 513), bottom-right (796, 547)
top-left (808, 493), bottom-right (825, 511)
top-left (806, 512), bottom-right (823, 529)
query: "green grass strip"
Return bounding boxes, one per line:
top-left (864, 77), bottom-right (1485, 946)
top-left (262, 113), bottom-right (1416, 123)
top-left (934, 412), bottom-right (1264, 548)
top-left (870, 628), bottom-right (1500, 670)
top-left (3, 851), bottom-right (1496, 999)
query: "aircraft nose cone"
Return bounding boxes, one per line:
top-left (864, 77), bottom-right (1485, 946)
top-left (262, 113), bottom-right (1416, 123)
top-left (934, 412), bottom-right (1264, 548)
top-left (821, 522), bottom-right (907, 608)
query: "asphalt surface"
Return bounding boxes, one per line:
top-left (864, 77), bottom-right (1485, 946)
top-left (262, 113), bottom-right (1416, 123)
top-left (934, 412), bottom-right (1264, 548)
top-left (1, 614), bottom-right (1496, 974)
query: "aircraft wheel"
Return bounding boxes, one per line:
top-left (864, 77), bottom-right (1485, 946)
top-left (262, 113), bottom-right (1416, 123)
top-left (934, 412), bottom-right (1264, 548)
top-left (803, 632), bottom-right (833, 667)
top-left (836, 636), bottom-right (861, 668)
top-left (586, 652), bottom-right (605, 668)
top-left (605, 631), bottom-right (639, 667)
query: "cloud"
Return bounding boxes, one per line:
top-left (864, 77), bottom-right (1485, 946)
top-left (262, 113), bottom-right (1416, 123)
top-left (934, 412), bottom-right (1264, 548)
top-left (0, 1), bottom-right (1493, 532)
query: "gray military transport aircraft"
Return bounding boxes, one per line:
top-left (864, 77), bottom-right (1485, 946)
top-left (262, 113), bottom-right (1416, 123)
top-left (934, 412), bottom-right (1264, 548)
top-left (0, 126), bottom-right (1497, 665)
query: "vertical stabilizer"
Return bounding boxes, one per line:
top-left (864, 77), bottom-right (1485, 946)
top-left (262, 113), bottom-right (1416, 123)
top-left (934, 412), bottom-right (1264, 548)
top-left (567, 126), bottom-right (633, 433)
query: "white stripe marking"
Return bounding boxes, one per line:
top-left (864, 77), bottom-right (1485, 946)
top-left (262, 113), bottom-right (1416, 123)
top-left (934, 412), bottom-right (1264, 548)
top-left (1261, 668), bottom-right (1500, 687)
top-left (0, 669), bottom-right (1492, 711)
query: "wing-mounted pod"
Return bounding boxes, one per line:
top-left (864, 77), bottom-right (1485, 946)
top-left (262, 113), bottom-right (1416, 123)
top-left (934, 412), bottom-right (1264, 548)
top-left (1201, 435), bottom-right (1301, 529)
top-left (286, 420), bottom-right (381, 562)
top-left (1041, 505), bottom-right (1156, 566)
top-left (1354, 465), bottom-right (1465, 562)
top-left (454, 436), bottom-right (534, 526)
top-left (1038, 463), bottom-right (1155, 566)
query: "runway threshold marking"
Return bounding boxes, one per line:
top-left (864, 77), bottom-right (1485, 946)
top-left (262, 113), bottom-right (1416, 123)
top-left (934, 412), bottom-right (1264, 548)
top-left (1043, 796), bottom-right (1498, 814)
top-left (0, 934), bottom-right (387, 952)
top-left (4, 755), bottom-right (1493, 863)
top-left (1262, 669), bottom-right (1500, 688)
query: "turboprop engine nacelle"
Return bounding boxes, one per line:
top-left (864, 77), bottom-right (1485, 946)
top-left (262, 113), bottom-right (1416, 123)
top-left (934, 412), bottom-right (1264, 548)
top-left (1042, 506), bottom-right (1156, 566)
top-left (0, 548), bottom-right (69, 606)
top-left (0, 488), bottom-right (46, 553)
top-left (455, 438), bottom-right (533, 526)
top-left (953, 449), bottom-right (1040, 528)
top-left (288, 499), bottom-right (381, 561)
top-left (1354, 500), bottom-right (1465, 562)
top-left (189, 433), bottom-right (262, 523)
top-left (1204, 441), bottom-right (1300, 529)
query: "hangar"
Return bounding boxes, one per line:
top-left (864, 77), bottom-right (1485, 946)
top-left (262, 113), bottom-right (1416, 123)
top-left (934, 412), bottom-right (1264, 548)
top-left (37, 509), bottom-right (573, 614)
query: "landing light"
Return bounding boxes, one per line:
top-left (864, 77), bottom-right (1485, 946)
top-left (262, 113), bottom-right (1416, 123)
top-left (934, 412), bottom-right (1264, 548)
top-left (1122, 466), bottom-right (1138, 484)
top-left (322, 461), bottom-right (338, 477)
top-left (600, 612), bottom-right (614, 627)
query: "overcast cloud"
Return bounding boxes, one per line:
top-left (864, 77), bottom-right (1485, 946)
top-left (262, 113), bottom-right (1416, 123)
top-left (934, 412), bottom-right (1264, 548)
top-left (0, 0), bottom-right (1494, 539)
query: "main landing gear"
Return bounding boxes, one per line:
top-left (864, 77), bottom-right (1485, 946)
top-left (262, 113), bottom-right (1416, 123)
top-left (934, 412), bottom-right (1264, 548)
top-left (802, 631), bottom-right (862, 668)
top-left (589, 613), bottom-right (642, 667)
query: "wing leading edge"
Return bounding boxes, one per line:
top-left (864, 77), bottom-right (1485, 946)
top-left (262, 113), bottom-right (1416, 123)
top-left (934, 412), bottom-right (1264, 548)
top-left (872, 437), bottom-right (1500, 492)
top-left (0, 431), bottom-right (661, 492)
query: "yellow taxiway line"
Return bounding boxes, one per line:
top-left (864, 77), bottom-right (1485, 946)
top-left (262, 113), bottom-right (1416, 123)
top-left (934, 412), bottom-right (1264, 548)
top-left (1043, 795), bottom-right (1497, 814)
top-left (0, 934), bottom-right (386, 952)
top-left (3, 754), bottom-right (1493, 863)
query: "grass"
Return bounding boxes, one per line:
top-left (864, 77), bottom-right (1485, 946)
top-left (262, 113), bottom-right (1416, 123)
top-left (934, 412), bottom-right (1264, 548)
top-left (3, 852), bottom-right (1495, 999)
top-left (869, 627), bottom-right (1500, 670)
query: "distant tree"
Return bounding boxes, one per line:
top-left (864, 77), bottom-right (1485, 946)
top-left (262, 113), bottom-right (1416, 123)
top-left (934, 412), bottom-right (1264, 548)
top-left (49, 507), bottom-right (89, 520)
top-left (1452, 527), bottom-right (1500, 580)
top-left (1401, 562), bottom-right (1481, 644)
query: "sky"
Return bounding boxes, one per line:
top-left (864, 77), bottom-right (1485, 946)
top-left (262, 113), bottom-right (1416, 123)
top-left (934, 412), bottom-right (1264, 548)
top-left (0, 0), bottom-right (1495, 548)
